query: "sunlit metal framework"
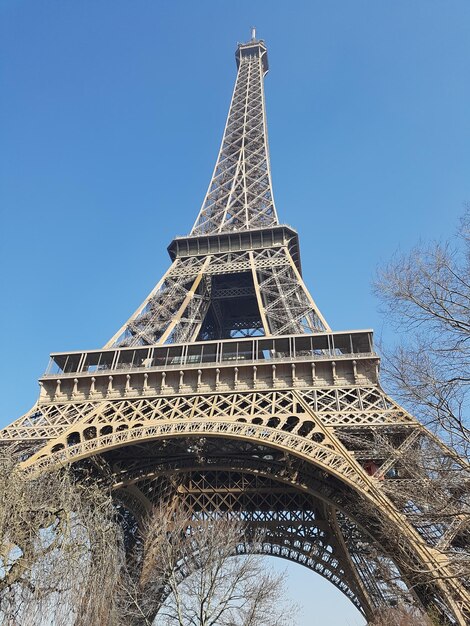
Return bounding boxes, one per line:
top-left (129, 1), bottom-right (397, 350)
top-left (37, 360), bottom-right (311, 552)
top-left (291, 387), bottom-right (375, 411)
top-left (2, 32), bottom-right (469, 624)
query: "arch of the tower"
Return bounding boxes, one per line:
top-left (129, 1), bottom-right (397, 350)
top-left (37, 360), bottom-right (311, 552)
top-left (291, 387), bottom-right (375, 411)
top-left (112, 462), bottom-right (377, 624)
top-left (91, 440), bottom-right (397, 620)
top-left (26, 425), bottom-right (449, 621)
top-left (20, 390), bottom-right (467, 625)
top-left (108, 445), bottom-right (413, 619)
top-left (114, 466), bottom-right (369, 617)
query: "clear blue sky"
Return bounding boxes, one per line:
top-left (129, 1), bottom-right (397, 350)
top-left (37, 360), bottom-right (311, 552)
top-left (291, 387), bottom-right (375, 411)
top-left (1, 1), bottom-right (469, 624)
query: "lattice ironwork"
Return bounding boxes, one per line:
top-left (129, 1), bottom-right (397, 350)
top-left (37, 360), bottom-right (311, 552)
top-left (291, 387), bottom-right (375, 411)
top-left (191, 37), bottom-right (277, 235)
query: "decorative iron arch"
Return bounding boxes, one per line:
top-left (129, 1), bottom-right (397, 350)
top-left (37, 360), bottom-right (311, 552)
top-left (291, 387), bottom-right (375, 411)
top-left (24, 421), bottom-right (465, 622)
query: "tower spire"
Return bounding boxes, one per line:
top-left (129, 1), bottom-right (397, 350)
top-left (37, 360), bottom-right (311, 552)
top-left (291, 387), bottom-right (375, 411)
top-left (191, 33), bottom-right (276, 235)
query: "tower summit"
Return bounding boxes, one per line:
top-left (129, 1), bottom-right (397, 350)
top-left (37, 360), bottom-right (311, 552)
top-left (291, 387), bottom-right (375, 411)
top-left (1, 33), bottom-right (469, 625)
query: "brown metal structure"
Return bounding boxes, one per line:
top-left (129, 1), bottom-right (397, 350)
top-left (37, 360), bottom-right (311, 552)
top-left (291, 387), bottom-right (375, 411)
top-left (2, 32), bottom-right (469, 624)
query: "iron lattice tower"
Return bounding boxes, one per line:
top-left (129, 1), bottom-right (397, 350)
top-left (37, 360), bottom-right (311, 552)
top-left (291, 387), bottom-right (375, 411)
top-left (2, 32), bottom-right (469, 624)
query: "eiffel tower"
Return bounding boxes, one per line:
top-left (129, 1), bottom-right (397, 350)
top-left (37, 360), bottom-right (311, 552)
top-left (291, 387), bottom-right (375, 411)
top-left (2, 31), bottom-right (469, 624)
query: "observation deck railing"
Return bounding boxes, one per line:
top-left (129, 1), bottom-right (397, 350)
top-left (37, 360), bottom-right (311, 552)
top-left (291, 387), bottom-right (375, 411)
top-left (43, 330), bottom-right (376, 379)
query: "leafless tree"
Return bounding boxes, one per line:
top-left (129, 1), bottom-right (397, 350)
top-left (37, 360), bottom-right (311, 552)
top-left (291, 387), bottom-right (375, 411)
top-left (374, 210), bottom-right (470, 456)
top-left (120, 503), bottom-right (297, 626)
top-left (0, 445), bottom-right (122, 626)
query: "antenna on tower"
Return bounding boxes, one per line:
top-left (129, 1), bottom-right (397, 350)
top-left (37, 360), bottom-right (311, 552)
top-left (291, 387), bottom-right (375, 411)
top-left (251, 26), bottom-right (256, 41)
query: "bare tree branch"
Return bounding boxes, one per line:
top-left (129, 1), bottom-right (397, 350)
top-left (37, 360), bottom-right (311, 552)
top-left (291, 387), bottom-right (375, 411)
top-left (120, 504), bottom-right (297, 626)
top-left (374, 210), bottom-right (470, 456)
